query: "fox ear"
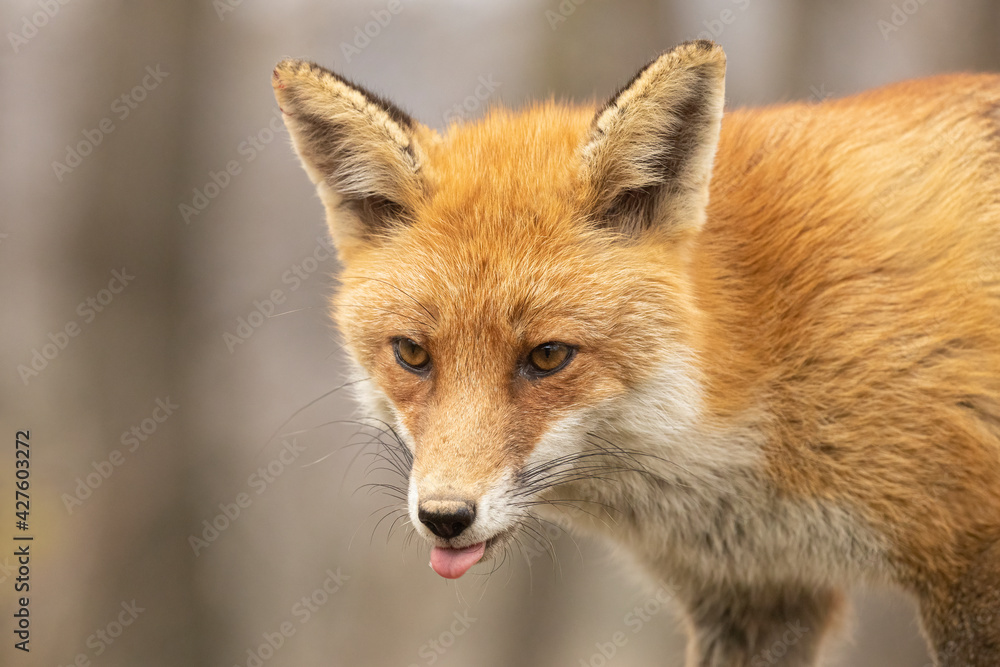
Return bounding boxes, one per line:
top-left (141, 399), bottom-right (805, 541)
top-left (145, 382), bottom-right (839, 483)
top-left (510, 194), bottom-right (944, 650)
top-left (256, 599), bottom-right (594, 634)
top-left (272, 59), bottom-right (435, 257)
top-left (579, 41), bottom-right (726, 238)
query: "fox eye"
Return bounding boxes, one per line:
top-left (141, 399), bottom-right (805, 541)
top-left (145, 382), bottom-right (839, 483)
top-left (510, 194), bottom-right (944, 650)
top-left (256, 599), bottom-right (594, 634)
top-left (526, 342), bottom-right (574, 377)
top-left (394, 338), bottom-right (430, 373)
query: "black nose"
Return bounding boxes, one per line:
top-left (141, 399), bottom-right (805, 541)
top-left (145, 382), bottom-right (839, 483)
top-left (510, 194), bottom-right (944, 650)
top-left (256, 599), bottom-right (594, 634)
top-left (418, 500), bottom-right (476, 539)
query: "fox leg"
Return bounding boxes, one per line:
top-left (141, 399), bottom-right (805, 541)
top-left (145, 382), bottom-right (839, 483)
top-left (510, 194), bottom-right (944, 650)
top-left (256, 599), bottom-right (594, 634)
top-left (919, 539), bottom-right (1000, 666)
top-left (681, 584), bottom-right (844, 667)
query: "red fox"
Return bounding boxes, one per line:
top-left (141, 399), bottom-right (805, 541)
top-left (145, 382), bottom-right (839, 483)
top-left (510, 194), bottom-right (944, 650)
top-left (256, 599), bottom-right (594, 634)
top-left (272, 41), bottom-right (1000, 666)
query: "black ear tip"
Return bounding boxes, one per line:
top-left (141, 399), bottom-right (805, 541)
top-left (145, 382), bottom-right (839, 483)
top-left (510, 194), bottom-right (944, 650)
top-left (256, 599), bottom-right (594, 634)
top-left (671, 40), bottom-right (727, 73)
top-left (269, 58), bottom-right (416, 131)
top-left (685, 39), bottom-right (718, 51)
top-left (271, 58), bottom-right (346, 87)
top-left (672, 40), bottom-right (726, 66)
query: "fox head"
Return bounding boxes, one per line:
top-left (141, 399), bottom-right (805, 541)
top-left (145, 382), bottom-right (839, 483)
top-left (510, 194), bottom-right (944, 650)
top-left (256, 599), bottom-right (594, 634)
top-left (273, 41), bottom-right (726, 578)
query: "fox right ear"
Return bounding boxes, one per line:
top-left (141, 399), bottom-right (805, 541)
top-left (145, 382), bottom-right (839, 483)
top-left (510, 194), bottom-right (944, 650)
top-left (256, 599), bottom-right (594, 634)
top-left (579, 41), bottom-right (726, 239)
top-left (272, 59), bottom-right (436, 258)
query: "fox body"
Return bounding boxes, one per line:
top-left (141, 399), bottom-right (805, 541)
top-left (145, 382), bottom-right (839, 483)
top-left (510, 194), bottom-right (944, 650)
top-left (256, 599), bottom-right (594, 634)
top-left (273, 41), bottom-right (1000, 666)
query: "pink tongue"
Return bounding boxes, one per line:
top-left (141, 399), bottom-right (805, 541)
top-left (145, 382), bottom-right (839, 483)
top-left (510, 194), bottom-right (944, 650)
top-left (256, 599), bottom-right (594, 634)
top-left (430, 542), bottom-right (486, 579)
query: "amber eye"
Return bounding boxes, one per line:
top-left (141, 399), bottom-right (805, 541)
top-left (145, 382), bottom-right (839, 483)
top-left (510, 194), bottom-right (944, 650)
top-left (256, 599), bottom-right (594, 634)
top-left (526, 342), bottom-right (574, 376)
top-left (394, 338), bottom-right (430, 373)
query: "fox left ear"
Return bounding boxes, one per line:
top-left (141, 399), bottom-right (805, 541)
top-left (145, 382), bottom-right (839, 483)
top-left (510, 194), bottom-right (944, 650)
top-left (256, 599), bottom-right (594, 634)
top-left (272, 59), bottom-right (438, 259)
top-left (579, 41), bottom-right (726, 238)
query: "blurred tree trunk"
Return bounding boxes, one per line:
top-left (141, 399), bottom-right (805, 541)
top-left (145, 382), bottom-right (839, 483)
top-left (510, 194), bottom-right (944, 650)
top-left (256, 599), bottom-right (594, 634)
top-left (47, 1), bottom-right (212, 665)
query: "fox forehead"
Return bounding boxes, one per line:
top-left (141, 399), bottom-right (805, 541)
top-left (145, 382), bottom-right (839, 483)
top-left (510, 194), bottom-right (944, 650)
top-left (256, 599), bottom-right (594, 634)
top-left (419, 103), bottom-right (594, 225)
top-left (338, 232), bottom-right (680, 359)
top-left (334, 104), bottom-right (691, 356)
top-left (357, 102), bottom-right (602, 297)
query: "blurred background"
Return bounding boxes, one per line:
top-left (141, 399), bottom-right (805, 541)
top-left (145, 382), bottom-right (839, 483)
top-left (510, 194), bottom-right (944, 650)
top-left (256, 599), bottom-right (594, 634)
top-left (2, 1), bottom-right (999, 665)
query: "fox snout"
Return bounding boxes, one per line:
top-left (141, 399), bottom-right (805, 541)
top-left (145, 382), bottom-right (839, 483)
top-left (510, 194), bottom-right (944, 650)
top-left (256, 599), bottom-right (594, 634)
top-left (412, 485), bottom-right (498, 579)
top-left (417, 498), bottom-right (476, 539)
top-left (409, 470), bottom-right (505, 546)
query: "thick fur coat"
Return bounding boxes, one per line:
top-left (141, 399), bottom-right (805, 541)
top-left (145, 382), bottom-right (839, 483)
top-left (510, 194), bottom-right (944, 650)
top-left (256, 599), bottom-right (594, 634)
top-left (273, 41), bottom-right (1000, 666)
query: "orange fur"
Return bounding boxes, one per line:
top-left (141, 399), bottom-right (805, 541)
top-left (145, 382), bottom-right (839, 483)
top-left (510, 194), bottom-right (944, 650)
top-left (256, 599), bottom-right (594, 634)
top-left (700, 74), bottom-right (1000, 583)
top-left (274, 43), bottom-right (1000, 666)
